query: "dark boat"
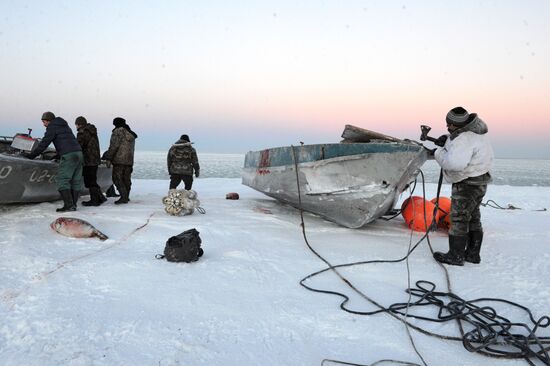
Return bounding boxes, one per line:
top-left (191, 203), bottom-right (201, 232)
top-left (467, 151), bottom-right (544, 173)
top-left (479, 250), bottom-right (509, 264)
top-left (0, 133), bottom-right (112, 204)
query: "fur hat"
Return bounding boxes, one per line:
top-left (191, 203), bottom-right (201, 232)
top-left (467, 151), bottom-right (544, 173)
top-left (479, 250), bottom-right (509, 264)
top-left (180, 134), bottom-right (190, 142)
top-left (446, 107), bottom-right (470, 126)
top-left (75, 116), bottom-right (87, 126)
top-left (41, 111), bottom-right (55, 121)
top-left (113, 117), bottom-right (126, 127)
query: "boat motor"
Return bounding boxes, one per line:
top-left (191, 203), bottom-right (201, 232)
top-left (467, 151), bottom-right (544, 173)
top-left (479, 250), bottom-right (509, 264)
top-left (11, 134), bottom-right (38, 152)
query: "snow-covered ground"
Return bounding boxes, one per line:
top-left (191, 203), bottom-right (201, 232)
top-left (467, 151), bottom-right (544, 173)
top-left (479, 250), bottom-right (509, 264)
top-left (1, 178), bottom-right (549, 366)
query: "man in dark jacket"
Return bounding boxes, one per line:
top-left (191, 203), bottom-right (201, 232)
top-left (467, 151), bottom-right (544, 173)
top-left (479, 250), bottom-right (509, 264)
top-left (101, 117), bottom-right (137, 204)
top-left (75, 116), bottom-right (107, 206)
top-left (432, 107), bottom-right (494, 266)
top-left (167, 134), bottom-right (200, 190)
top-left (25, 111), bottom-right (84, 212)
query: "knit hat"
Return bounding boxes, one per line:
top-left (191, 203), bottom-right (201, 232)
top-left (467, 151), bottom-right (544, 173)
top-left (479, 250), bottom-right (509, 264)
top-left (75, 116), bottom-right (87, 126)
top-left (113, 117), bottom-right (126, 127)
top-left (446, 107), bottom-right (470, 126)
top-left (180, 134), bottom-right (190, 142)
top-left (41, 111), bottom-right (55, 121)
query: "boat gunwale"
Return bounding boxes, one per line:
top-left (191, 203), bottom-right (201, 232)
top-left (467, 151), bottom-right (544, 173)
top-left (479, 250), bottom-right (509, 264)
top-left (244, 142), bottom-right (424, 169)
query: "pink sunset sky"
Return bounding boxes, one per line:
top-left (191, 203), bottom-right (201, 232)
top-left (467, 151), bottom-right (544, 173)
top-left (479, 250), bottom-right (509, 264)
top-left (0, 1), bottom-right (548, 158)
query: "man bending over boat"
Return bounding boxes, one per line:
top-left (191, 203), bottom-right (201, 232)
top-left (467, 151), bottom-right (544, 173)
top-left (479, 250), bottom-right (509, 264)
top-left (431, 107), bottom-right (494, 266)
top-left (24, 111), bottom-right (84, 212)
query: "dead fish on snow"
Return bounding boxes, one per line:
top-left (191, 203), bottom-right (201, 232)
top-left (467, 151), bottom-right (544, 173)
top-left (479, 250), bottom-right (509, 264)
top-left (50, 217), bottom-right (108, 241)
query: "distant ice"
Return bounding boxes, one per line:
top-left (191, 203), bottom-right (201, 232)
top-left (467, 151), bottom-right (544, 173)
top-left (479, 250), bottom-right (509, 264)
top-left (133, 152), bottom-right (550, 187)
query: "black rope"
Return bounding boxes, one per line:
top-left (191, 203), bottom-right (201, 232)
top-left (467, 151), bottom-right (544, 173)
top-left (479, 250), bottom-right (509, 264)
top-left (481, 199), bottom-right (521, 210)
top-left (481, 199), bottom-right (547, 212)
top-left (290, 145), bottom-right (428, 366)
top-left (379, 209), bottom-right (403, 221)
top-left (289, 146), bottom-right (550, 365)
top-left (388, 280), bottom-right (550, 363)
top-left (322, 359), bottom-right (421, 366)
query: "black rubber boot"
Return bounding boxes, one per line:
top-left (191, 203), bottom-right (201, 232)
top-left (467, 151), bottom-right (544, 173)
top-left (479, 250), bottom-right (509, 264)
top-left (465, 231), bottom-right (483, 264)
top-left (433, 235), bottom-right (468, 266)
top-left (82, 187), bottom-right (102, 207)
top-left (56, 189), bottom-right (76, 212)
top-left (71, 189), bottom-right (80, 209)
top-left (115, 197), bottom-right (129, 204)
top-left (98, 188), bottom-right (107, 203)
top-left (114, 187), bottom-right (129, 204)
top-left (106, 185), bottom-right (120, 197)
top-left (82, 188), bottom-right (95, 206)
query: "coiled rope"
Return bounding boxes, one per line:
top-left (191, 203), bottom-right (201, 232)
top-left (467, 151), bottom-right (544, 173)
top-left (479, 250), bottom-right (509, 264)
top-left (290, 145), bottom-right (550, 366)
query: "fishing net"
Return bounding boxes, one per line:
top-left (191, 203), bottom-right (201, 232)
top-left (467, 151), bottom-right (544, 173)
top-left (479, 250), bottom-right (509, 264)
top-left (162, 189), bottom-right (201, 216)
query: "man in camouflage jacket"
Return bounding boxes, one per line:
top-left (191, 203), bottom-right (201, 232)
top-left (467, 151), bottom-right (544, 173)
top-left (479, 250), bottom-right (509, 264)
top-left (102, 117), bottom-right (138, 204)
top-left (432, 107), bottom-right (494, 266)
top-left (75, 116), bottom-right (106, 206)
top-left (167, 134), bottom-right (200, 190)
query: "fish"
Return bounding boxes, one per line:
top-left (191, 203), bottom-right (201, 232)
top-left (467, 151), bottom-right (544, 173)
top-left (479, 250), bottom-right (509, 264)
top-left (50, 217), bottom-right (109, 241)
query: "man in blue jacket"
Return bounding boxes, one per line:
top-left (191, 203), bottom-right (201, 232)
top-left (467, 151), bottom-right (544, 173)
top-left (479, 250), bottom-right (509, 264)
top-left (26, 111), bottom-right (84, 212)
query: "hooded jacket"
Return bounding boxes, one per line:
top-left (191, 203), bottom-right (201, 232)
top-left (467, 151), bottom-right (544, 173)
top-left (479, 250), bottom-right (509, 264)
top-left (76, 123), bottom-right (101, 166)
top-left (434, 114), bottom-right (494, 184)
top-left (29, 117), bottom-right (81, 158)
top-left (167, 139), bottom-right (200, 176)
top-left (102, 126), bottom-right (137, 166)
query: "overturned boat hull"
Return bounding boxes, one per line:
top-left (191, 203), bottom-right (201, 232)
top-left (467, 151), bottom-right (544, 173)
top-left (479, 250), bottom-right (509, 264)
top-left (242, 143), bottom-right (427, 228)
top-left (0, 154), bottom-right (112, 204)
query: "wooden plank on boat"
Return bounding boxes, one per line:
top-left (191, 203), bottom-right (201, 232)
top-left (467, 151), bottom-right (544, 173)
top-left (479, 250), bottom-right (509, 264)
top-left (341, 124), bottom-right (402, 143)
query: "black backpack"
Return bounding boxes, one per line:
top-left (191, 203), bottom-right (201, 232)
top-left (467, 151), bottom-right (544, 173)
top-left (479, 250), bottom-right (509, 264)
top-left (157, 228), bottom-right (204, 263)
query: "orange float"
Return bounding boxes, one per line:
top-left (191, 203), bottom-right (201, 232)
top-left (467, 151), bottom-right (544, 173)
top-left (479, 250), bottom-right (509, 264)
top-left (401, 196), bottom-right (435, 232)
top-left (431, 197), bottom-right (452, 230)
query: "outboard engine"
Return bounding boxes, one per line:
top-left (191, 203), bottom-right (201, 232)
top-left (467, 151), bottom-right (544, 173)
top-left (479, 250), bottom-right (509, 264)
top-left (11, 134), bottom-right (38, 152)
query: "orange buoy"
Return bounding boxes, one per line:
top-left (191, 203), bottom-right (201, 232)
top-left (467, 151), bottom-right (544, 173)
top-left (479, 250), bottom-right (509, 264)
top-left (401, 196), bottom-right (435, 232)
top-left (431, 197), bottom-right (451, 230)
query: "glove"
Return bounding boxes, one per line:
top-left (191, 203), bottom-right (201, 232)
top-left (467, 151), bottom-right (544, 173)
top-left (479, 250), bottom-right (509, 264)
top-left (434, 135), bottom-right (448, 147)
top-left (195, 171), bottom-right (200, 178)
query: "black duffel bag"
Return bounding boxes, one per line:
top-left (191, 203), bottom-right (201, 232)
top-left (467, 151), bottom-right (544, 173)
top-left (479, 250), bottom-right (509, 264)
top-left (157, 228), bottom-right (204, 262)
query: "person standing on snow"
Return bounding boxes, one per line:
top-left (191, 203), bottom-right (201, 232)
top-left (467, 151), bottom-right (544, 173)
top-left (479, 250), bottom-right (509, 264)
top-left (432, 107), bottom-right (494, 266)
top-left (75, 116), bottom-right (107, 206)
top-left (24, 111), bottom-right (84, 212)
top-left (167, 134), bottom-right (200, 190)
top-left (101, 117), bottom-right (137, 204)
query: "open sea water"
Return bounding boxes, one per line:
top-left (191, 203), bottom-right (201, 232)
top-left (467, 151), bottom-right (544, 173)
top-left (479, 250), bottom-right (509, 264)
top-left (134, 151), bottom-right (550, 187)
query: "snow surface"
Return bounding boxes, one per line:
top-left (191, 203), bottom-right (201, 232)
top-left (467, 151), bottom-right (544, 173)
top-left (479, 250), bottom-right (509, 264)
top-left (1, 178), bottom-right (549, 366)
